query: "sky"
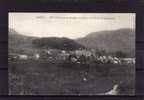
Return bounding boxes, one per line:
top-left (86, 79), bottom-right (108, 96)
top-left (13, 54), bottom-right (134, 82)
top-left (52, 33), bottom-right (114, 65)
top-left (9, 13), bottom-right (135, 39)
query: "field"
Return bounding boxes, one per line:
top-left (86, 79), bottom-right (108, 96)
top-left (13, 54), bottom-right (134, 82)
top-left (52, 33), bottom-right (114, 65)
top-left (9, 59), bottom-right (135, 95)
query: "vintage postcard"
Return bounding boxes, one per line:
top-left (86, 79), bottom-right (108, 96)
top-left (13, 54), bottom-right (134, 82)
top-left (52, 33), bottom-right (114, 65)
top-left (8, 13), bottom-right (135, 95)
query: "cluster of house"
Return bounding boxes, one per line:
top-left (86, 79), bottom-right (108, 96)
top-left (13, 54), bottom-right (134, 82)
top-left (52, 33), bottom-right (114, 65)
top-left (9, 49), bottom-right (135, 65)
top-left (65, 50), bottom-right (135, 64)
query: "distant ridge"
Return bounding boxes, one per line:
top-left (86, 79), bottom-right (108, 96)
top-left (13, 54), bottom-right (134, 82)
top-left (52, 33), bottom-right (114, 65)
top-left (9, 28), bottom-right (135, 57)
top-left (9, 28), bottom-right (85, 52)
top-left (77, 28), bottom-right (135, 57)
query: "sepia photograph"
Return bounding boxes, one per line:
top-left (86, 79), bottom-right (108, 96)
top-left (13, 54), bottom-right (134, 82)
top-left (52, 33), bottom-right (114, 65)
top-left (8, 13), bottom-right (135, 95)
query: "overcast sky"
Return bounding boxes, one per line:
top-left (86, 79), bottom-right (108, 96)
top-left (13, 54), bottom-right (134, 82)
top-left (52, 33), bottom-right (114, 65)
top-left (9, 13), bottom-right (135, 39)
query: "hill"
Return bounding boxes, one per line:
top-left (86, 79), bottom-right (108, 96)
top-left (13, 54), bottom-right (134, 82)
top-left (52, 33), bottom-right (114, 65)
top-left (9, 28), bottom-right (85, 53)
top-left (32, 37), bottom-right (85, 50)
top-left (9, 28), bottom-right (39, 54)
top-left (9, 28), bottom-right (36, 49)
top-left (77, 28), bottom-right (135, 57)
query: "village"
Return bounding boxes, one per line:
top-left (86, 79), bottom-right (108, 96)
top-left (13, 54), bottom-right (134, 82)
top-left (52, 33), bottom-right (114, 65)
top-left (9, 48), bottom-right (135, 65)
